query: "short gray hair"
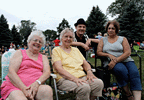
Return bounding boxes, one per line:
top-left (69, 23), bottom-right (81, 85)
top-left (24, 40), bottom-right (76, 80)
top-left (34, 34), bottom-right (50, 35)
top-left (60, 28), bottom-right (75, 41)
top-left (27, 31), bottom-right (46, 47)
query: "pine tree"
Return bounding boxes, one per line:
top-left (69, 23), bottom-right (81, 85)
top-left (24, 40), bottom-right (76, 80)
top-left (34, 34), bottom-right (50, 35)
top-left (57, 18), bottom-right (72, 34)
top-left (86, 6), bottom-right (107, 37)
top-left (11, 25), bottom-right (22, 47)
top-left (118, 2), bottom-right (143, 41)
top-left (0, 14), bottom-right (13, 48)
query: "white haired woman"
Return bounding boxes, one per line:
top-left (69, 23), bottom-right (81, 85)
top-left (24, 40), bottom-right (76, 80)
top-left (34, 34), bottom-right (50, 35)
top-left (52, 28), bottom-right (104, 100)
top-left (1, 31), bottom-right (53, 100)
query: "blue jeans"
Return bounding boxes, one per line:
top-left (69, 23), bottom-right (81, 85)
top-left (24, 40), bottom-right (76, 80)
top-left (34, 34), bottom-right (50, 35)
top-left (111, 61), bottom-right (142, 90)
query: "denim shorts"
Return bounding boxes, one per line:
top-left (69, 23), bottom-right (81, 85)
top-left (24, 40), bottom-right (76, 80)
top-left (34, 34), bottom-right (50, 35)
top-left (111, 61), bottom-right (142, 90)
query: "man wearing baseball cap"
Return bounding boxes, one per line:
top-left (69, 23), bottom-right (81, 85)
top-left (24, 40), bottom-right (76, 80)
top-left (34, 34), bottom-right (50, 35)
top-left (71, 18), bottom-right (99, 59)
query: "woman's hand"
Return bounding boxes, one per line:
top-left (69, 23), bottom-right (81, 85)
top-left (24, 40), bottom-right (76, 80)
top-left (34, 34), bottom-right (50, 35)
top-left (21, 86), bottom-right (33, 100)
top-left (86, 71), bottom-right (97, 83)
top-left (72, 77), bottom-right (88, 86)
top-left (108, 54), bottom-right (118, 63)
top-left (108, 60), bottom-right (116, 70)
top-left (28, 81), bottom-right (40, 99)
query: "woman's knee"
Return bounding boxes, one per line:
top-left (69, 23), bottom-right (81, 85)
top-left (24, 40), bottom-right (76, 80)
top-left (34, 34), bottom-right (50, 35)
top-left (77, 83), bottom-right (91, 94)
top-left (75, 84), bottom-right (91, 100)
top-left (94, 79), bottom-right (104, 90)
top-left (8, 90), bottom-right (27, 100)
top-left (37, 85), bottom-right (53, 96)
top-left (38, 85), bottom-right (53, 95)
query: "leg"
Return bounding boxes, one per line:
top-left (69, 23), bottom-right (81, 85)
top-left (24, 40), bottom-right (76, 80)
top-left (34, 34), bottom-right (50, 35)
top-left (7, 90), bottom-right (28, 100)
top-left (112, 63), bottom-right (132, 98)
top-left (125, 62), bottom-right (142, 100)
top-left (132, 91), bottom-right (141, 100)
top-left (112, 62), bottom-right (129, 87)
top-left (57, 77), bottom-right (91, 100)
top-left (123, 84), bottom-right (134, 100)
top-left (87, 78), bottom-right (104, 100)
top-left (125, 62), bottom-right (142, 90)
top-left (35, 85), bottom-right (53, 100)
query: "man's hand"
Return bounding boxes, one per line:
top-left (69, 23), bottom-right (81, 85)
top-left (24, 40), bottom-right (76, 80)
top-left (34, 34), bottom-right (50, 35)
top-left (82, 44), bottom-right (90, 51)
top-left (86, 39), bottom-right (91, 47)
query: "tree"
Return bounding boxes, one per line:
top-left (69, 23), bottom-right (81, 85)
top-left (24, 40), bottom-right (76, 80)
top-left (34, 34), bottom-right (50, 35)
top-left (43, 29), bottom-right (57, 41)
top-left (86, 6), bottom-right (107, 37)
top-left (18, 20), bottom-right (36, 45)
top-left (11, 25), bottom-right (22, 47)
top-left (0, 14), bottom-right (13, 48)
top-left (118, 2), bottom-right (143, 42)
top-left (107, 0), bottom-right (144, 18)
top-left (57, 18), bottom-right (72, 35)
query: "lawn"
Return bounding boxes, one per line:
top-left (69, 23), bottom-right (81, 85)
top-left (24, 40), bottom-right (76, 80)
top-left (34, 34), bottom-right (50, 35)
top-left (0, 50), bottom-right (144, 100)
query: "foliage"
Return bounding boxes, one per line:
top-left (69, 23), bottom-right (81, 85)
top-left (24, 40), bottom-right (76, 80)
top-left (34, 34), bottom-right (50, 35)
top-left (56, 18), bottom-right (72, 35)
top-left (86, 6), bottom-right (107, 37)
top-left (11, 25), bottom-right (22, 46)
top-left (0, 14), bottom-right (13, 48)
top-left (43, 29), bottom-right (57, 41)
top-left (107, 0), bottom-right (144, 18)
top-left (18, 20), bottom-right (36, 45)
top-left (118, 2), bottom-right (143, 42)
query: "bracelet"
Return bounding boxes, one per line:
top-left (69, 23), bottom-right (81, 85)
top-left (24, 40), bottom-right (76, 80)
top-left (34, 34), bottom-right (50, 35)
top-left (87, 69), bottom-right (92, 72)
top-left (36, 80), bottom-right (41, 85)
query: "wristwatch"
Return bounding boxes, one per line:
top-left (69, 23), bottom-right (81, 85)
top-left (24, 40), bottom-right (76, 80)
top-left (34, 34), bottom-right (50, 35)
top-left (36, 80), bottom-right (41, 85)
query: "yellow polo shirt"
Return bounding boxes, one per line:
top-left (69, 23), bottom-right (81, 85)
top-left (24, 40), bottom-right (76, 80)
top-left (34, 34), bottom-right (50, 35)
top-left (52, 46), bottom-right (86, 82)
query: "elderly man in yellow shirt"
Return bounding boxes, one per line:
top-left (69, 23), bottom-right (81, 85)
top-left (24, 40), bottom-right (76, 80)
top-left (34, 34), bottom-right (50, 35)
top-left (52, 28), bottom-right (104, 100)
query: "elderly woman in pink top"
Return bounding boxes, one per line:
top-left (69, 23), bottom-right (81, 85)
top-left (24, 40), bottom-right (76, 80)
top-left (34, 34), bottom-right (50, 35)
top-left (1, 31), bottom-right (53, 100)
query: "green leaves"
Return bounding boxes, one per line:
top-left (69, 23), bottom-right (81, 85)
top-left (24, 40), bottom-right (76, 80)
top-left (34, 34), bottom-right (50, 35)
top-left (86, 6), bottom-right (107, 37)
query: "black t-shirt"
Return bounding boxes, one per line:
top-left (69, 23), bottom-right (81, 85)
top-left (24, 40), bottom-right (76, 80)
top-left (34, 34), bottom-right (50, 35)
top-left (75, 32), bottom-right (87, 58)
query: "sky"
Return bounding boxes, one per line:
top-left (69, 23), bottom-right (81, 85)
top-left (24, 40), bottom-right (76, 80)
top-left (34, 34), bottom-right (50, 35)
top-left (0, 0), bottom-right (116, 31)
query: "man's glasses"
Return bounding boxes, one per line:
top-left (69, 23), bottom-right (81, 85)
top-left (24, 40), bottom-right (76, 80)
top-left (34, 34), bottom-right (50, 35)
top-left (32, 39), bottom-right (43, 44)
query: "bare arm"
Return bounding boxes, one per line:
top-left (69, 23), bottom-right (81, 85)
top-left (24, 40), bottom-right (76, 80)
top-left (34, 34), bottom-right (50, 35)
top-left (71, 41), bottom-right (89, 51)
top-left (89, 39), bottom-right (99, 44)
top-left (97, 38), bottom-right (110, 57)
top-left (37, 55), bottom-right (50, 83)
top-left (82, 60), bottom-right (92, 72)
top-left (7, 50), bottom-right (31, 98)
top-left (116, 37), bottom-right (131, 62)
top-left (8, 50), bottom-right (27, 90)
top-left (82, 60), bottom-right (97, 82)
top-left (28, 55), bottom-right (51, 97)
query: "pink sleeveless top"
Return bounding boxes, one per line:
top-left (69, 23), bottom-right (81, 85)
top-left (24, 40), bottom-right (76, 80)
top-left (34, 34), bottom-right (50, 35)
top-left (1, 50), bottom-right (43, 100)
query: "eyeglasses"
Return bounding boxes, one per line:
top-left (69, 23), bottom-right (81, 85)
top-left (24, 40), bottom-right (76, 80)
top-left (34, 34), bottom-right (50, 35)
top-left (32, 39), bottom-right (43, 44)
